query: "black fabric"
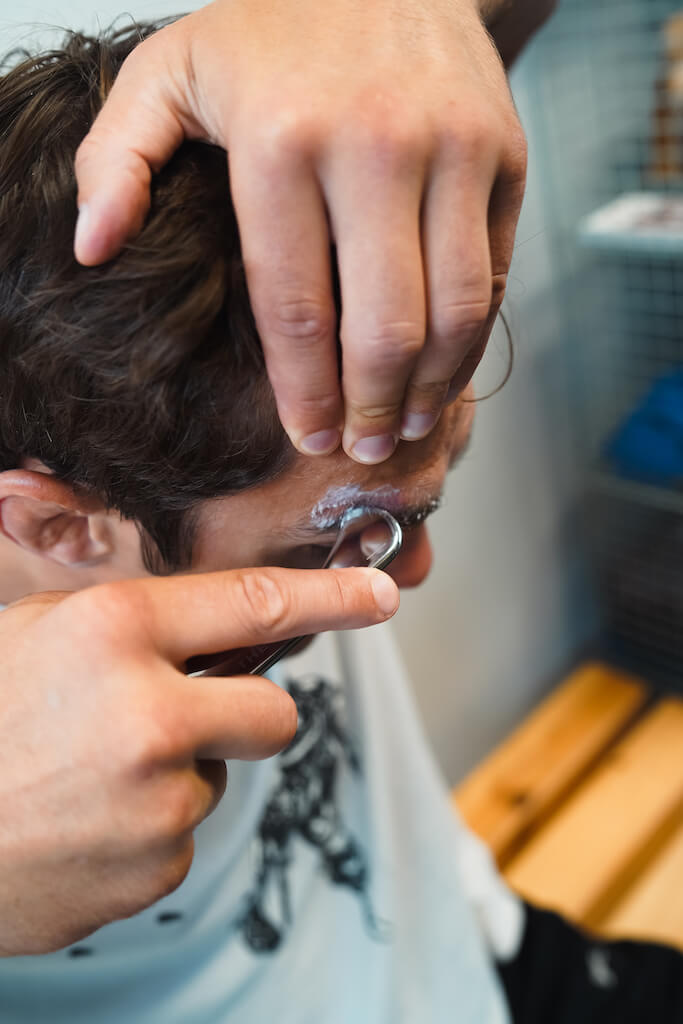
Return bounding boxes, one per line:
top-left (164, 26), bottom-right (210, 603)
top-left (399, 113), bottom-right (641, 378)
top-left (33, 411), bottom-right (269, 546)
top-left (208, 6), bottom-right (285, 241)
top-left (496, 902), bottom-right (683, 1023)
top-left (237, 675), bottom-right (378, 953)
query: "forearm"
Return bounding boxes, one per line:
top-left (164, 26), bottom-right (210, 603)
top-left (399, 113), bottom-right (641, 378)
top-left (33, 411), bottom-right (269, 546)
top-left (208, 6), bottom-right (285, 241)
top-left (479, 0), bottom-right (557, 67)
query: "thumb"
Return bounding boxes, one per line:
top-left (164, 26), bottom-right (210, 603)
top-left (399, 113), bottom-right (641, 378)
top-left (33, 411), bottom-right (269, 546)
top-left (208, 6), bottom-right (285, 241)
top-left (73, 26), bottom-right (197, 266)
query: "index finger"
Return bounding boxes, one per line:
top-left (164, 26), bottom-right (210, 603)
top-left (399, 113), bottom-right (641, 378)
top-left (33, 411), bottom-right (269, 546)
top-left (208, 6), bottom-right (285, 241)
top-left (130, 565), bottom-right (399, 666)
top-left (73, 26), bottom-right (196, 266)
top-left (228, 146), bottom-right (344, 456)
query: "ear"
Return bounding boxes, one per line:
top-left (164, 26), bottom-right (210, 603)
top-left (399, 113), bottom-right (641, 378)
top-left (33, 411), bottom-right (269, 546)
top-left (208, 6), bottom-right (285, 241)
top-left (0, 469), bottom-right (112, 568)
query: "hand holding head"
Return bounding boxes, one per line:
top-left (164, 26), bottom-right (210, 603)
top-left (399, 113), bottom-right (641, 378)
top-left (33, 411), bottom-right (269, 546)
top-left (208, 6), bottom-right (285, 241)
top-left (72, 1), bottom-right (527, 463)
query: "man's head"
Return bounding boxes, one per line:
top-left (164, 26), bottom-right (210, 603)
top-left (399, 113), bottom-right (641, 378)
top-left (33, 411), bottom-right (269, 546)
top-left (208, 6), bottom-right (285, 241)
top-left (0, 23), bottom-right (474, 602)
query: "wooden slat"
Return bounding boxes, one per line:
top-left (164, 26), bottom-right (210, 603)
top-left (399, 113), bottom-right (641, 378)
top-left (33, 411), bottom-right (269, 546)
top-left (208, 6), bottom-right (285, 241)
top-left (601, 820), bottom-right (683, 950)
top-left (453, 663), bottom-right (648, 864)
top-left (504, 699), bottom-right (683, 928)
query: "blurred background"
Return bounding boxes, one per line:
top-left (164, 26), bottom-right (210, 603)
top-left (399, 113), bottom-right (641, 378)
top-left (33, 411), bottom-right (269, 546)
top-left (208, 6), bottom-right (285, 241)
top-left (2, 0), bottom-right (683, 786)
top-left (402, 0), bottom-right (683, 781)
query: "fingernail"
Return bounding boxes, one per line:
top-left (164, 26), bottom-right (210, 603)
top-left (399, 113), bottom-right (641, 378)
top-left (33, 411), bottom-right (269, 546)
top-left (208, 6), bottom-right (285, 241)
top-left (299, 429), bottom-right (341, 455)
top-left (371, 571), bottom-right (399, 616)
top-left (400, 411), bottom-right (437, 441)
top-left (350, 435), bottom-right (396, 464)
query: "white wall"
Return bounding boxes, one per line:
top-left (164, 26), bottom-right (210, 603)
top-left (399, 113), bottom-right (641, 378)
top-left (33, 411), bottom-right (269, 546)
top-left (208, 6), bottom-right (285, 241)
top-left (0, 3), bottom-right (195, 43)
top-left (0, 4), bottom-right (594, 783)
top-left (395, 49), bottom-right (597, 782)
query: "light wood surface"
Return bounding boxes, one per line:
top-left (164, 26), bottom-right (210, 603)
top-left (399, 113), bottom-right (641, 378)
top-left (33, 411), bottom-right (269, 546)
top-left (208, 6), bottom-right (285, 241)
top-left (454, 662), bottom-right (683, 951)
top-left (602, 820), bottom-right (683, 950)
top-left (454, 663), bottom-right (648, 864)
top-left (503, 699), bottom-right (683, 927)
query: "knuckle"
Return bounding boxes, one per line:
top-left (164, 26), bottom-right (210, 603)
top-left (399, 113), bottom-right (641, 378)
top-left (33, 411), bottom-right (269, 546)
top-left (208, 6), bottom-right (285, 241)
top-left (105, 846), bottom-right (191, 922)
top-left (132, 841), bottom-right (195, 910)
top-left (288, 388), bottom-right (341, 419)
top-left (431, 295), bottom-right (491, 340)
top-left (125, 700), bottom-right (188, 771)
top-left (152, 778), bottom-right (200, 841)
top-left (262, 109), bottom-right (322, 160)
top-left (156, 841), bottom-right (195, 899)
top-left (74, 134), bottom-right (99, 174)
top-left (352, 95), bottom-right (426, 164)
top-left (233, 569), bottom-right (292, 636)
top-left (118, 35), bottom-right (154, 76)
top-left (441, 113), bottom-right (491, 161)
top-left (346, 399), bottom-right (402, 422)
top-left (366, 123), bottom-right (420, 167)
top-left (358, 321), bottom-right (425, 368)
top-left (502, 125), bottom-right (529, 183)
top-left (406, 379), bottom-right (450, 405)
top-left (265, 296), bottom-right (336, 348)
top-left (490, 272), bottom-right (508, 310)
top-left (72, 581), bottom-right (148, 643)
top-left (104, 890), bottom-right (148, 926)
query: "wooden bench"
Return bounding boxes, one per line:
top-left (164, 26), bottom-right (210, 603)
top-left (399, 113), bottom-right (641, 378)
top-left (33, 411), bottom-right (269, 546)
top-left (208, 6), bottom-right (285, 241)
top-left (453, 662), bottom-right (683, 950)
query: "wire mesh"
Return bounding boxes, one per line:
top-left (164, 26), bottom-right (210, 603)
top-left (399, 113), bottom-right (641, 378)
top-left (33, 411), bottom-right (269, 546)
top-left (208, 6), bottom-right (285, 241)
top-left (524, 0), bottom-right (683, 688)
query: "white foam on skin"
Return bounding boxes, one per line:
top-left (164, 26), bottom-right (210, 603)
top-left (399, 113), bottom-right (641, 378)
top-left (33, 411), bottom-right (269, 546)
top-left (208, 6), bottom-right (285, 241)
top-left (310, 484), bottom-right (402, 529)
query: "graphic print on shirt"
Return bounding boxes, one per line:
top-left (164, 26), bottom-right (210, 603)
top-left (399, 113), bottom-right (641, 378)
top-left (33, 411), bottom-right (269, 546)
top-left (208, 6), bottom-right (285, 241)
top-left (238, 674), bottom-right (386, 952)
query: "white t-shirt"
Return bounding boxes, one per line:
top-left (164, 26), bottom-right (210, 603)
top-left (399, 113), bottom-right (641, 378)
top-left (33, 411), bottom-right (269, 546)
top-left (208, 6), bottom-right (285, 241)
top-left (0, 623), bottom-right (519, 1023)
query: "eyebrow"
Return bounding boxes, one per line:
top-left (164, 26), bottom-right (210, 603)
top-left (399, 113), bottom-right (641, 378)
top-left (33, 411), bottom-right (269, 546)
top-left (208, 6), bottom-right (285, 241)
top-left (284, 494), bottom-right (444, 541)
top-left (283, 406), bottom-right (474, 544)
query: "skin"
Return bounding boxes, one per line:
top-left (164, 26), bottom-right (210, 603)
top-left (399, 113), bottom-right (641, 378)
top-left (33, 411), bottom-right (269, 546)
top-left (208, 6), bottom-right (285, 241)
top-left (192, 399), bottom-right (473, 582)
top-left (0, 396), bottom-right (473, 599)
top-left (70, 0), bottom-right (555, 463)
top-left (0, 395), bottom-right (473, 955)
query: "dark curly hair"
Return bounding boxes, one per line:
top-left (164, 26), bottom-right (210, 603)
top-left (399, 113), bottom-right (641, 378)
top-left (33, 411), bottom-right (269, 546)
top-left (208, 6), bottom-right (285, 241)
top-left (0, 21), bottom-right (294, 573)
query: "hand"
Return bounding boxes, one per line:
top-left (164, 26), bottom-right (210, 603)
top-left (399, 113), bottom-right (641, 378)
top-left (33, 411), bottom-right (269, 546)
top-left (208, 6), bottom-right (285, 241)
top-left (73, 0), bottom-right (527, 463)
top-left (0, 566), bottom-right (398, 955)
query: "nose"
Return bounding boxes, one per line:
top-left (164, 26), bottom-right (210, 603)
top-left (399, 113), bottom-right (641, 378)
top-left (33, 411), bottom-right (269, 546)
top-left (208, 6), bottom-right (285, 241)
top-left (387, 525), bottom-right (433, 589)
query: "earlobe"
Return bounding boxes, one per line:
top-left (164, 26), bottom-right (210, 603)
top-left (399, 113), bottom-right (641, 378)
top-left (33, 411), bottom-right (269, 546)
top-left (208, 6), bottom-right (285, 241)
top-left (0, 470), bottom-right (112, 568)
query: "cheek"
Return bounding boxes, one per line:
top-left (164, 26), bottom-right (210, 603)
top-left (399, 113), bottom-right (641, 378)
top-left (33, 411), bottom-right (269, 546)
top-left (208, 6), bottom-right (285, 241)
top-left (387, 525), bottom-right (433, 589)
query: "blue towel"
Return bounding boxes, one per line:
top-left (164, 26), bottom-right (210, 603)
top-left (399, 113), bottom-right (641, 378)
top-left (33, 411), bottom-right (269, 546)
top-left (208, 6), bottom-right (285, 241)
top-left (606, 371), bottom-right (683, 485)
